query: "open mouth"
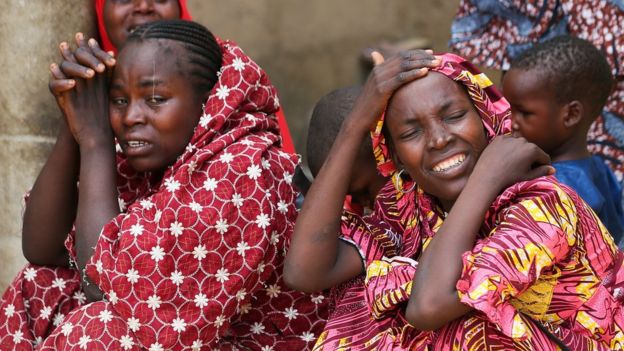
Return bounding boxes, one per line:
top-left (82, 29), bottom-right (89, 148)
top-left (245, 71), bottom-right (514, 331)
top-left (127, 140), bottom-right (150, 148)
top-left (432, 154), bottom-right (466, 173)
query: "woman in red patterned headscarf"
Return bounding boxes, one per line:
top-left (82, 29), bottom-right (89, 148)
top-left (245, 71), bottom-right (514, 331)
top-left (0, 19), bottom-right (326, 350)
top-left (287, 51), bottom-right (624, 350)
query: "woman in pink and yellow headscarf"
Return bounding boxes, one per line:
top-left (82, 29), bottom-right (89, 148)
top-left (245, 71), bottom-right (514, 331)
top-left (286, 50), bottom-right (624, 350)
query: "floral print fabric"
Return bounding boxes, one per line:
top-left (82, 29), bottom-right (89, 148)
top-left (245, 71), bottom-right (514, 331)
top-left (0, 41), bottom-right (327, 351)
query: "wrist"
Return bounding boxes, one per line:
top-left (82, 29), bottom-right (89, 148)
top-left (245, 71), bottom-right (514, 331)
top-left (78, 131), bottom-right (115, 151)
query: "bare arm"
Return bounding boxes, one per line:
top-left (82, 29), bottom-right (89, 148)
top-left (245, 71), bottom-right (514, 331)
top-left (22, 121), bottom-right (78, 267)
top-left (284, 51), bottom-right (440, 292)
top-left (406, 136), bottom-right (554, 330)
top-left (50, 34), bottom-right (118, 301)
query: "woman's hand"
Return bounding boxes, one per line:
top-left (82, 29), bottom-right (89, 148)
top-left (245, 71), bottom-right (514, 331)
top-left (472, 135), bottom-right (555, 194)
top-left (49, 32), bottom-right (116, 145)
top-left (346, 50), bottom-right (440, 134)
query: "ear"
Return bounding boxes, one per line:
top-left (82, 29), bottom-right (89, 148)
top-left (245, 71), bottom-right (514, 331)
top-left (562, 100), bottom-right (583, 128)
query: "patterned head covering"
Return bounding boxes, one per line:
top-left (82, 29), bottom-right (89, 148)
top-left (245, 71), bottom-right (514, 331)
top-left (94, 0), bottom-right (193, 54)
top-left (371, 53), bottom-right (511, 194)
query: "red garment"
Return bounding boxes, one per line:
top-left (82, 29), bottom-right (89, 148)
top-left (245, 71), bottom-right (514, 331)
top-left (94, 0), bottom-right (192, 54)
top-left (0, 40), bottom-right (327, 350)
top-left (93, 0), bottom-right (296, 154)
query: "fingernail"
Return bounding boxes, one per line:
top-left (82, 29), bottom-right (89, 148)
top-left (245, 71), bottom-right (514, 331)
top-left (50, 63), bottom-right (57, 69)
top-left (60, 42), bottom-right (67, 49)
top-left (69, 79), bottom-right (75, 85)
top-left (107, 51), bottom-right (115, 57)
top-left (86, 69), bottom-right (95, 77)
top-left (97, 63), bottom-right (105, 71)
top-left (88, 38), bottom-right (97, 46)
top-left (76, 32), bottom-right (83, 40)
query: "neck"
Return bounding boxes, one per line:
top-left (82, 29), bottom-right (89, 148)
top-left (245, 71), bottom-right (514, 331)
top-left (548, 133), bottom-right (591, 162)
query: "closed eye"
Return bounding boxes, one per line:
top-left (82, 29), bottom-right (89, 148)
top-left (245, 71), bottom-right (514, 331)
top-left (399, 128), bottom-right (422, 140)
top-left (444, 111), bottom-right (466, 123)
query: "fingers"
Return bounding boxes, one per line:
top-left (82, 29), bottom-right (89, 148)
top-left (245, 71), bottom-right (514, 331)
top-left (526, 164), bottom-right (556, 180)
top-left (88, 38), bottom-right (116, 68)
top-left (49, 63), bottom-right (75, 95)
top-left (73, 33), bottom-right (107, 73)
top-left (371, 51), bottom-right (385, 66)
top-left (393, 67), bottom-right (430, 84)
top-left (59, 41), bottom-right (76, 63)
top-left (60, 60), bottom-right (95, 79)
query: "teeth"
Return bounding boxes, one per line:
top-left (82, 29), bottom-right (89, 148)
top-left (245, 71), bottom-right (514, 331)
top-left (127, 140), bottom-right (148, 148)
top-left (432, 154), bottom-right (465, 172)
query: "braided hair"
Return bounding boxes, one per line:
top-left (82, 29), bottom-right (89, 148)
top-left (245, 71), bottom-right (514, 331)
top-left (126, 19), bottom-right (222, 94)
top-left (511, 35), bottom-right (613, 118)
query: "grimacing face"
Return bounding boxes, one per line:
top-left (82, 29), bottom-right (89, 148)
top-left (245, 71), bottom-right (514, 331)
top-left (103, 0), bottom-right (181, 49)
top-left (109, 39), bottom-right (206, 173)
top-left (385, 72), bottom-right (487, 210)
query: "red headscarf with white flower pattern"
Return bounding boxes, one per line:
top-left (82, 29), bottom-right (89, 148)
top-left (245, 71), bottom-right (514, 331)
top-left (78, 39), bottom-right (324, 349)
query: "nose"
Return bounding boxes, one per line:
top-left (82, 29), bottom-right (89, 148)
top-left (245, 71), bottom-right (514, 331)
top-left (132, 0), bottom-right (155, 14)
top-left (426, 121), bottom-right (452, 150)
top-left (123, 101), bottom-right (148, 127)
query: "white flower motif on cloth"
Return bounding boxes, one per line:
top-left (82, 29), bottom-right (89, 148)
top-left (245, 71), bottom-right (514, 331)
top-left (0, 40), bottom-right (328, 351)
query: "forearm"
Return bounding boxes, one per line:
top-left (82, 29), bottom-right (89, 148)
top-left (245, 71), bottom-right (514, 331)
top-left (22, 124), bottom-right (79, 266)
top-left (407, 177), bottom-right (498, 330)
top-left (284, 117), bottom-right (368, 292)
top-left (74, 137), bottom-right (119, 273)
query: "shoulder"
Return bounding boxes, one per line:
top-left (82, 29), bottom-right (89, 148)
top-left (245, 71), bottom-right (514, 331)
top-left (492, 176), bottom-right (580, 227)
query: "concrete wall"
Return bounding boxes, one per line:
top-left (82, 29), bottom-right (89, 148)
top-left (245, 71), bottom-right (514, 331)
top-left (0, 1), bottom-right (95, 291)
top-left (0, 0), bottom-right (461, 291)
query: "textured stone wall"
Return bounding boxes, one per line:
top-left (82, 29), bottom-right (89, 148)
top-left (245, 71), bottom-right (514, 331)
top-left (0, 0), bottom-right (460, 291)
top-left (0, 1), bottom-right (95, 291)
top-left (188, 0), bottom-right (461, 155)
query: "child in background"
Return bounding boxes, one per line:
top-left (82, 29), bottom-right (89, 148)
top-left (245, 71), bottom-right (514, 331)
top-left (286, 86), bottom-right (389, 346)
top-left (503, 35), bottom-right (624, 244)
top-left (306, 86), bottom-right (387, 213)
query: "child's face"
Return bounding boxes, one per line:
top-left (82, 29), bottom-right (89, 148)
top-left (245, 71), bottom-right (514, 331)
top-left (348, 150), bottom-right (383, 210)
top-left (503, 68), bottom-right (567, 154)
top-left (385, 72), bottom-right (487, 209)
top-left (103, 0), bottom-right (181, 49)
top-left (109, 39), bottom-right (205, 173)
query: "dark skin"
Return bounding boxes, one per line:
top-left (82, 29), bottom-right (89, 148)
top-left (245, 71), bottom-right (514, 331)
top-left (25, 35), bottom-right (207, 303)
top-left (390, 73), bottom-right (554, 330)
top-left (22, 35), bottom-right (117, 270)
top-left (23, 0), bottom-right (182, 296)
top-left (284, 50), bottom-right (441, 293)
top-left (503, 68), bottom-right (590, 163)
top-left (50, 35), bottom-right (119, 301)
top-left (103, 0), bottom-right (181, 49)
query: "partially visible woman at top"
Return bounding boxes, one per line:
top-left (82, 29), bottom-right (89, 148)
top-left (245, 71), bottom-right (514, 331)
top-left (449, 0), bottom-right (624, 217)
top-left (0, 19), bottom-right (326, 350)
top-left (285, 50), bottom-right (624, 350)
top-left (94, 0), bottom-right (295, 151)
